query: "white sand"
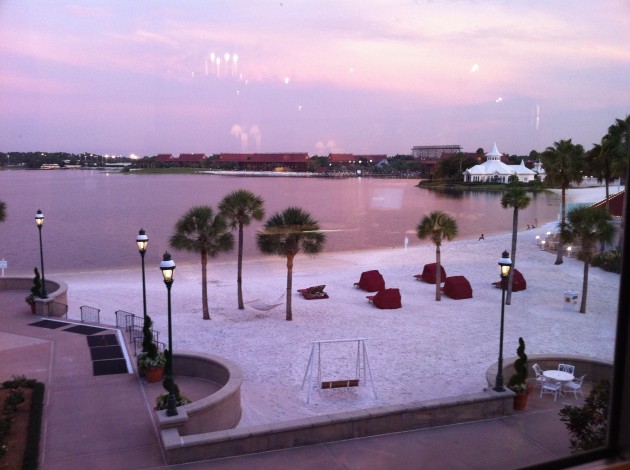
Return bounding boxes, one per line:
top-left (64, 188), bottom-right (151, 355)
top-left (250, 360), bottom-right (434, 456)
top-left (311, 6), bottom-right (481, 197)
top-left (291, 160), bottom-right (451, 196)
top-left (60, 186), bottom-right (621, 427)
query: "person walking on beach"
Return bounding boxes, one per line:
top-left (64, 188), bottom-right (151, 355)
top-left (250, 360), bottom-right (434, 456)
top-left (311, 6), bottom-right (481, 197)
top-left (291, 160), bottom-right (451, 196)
top-left (404, 235), bottom-right (409, 250)
top-left (479, 233), bottom-right (485, 241)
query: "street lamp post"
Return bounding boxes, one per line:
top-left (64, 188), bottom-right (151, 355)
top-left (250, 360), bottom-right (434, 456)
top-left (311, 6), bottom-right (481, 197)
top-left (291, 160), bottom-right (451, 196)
top-left (136, 228), bottom-right (149, 322)
top-left (494, 250), bottom-right (512, 392)
top-left (160, 251), bottom-right (177, 416)
top-left (35, 210), bottom-right (48, 299)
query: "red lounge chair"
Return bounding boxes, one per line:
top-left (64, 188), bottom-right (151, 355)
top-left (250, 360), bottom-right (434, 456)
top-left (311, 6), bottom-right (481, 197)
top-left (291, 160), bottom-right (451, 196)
top-left (354, 270), bottom-right (385, 292)
top-left (366, 288), bottom-right (402, 309)
top-left (441, 276), bottom-right (473, 300)
top-left (414, 263), bottom-right (447, 284)
top-left (297, 285), bottom-right (329, 300)
top-left (492, 269), bottom-right (527, 292)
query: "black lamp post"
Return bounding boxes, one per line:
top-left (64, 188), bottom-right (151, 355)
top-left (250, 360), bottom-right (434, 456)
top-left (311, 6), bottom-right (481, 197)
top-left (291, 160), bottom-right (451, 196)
top-left (35, 209), bottom-right (48, 299)
top-left (494, 250), bottom-right (512, 392)
top-left (160, 251), bottom-right (177, 416)
top-left (136, 228), bottom-right (149, 322)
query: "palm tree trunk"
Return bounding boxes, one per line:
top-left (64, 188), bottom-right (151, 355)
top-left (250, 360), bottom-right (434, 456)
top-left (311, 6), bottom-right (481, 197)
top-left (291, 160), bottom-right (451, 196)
top-left (506, 207), bottom-right (518, 305)
top-left (580, 257), bottom-right (589, 314)
top-left (618, 128), bottom-right (629, 248)
top-left (604, 172), bottom-right (610, 214)
top-left (555, 186), bottom-right (566, 265)
top-left (201, 251), bottom-right (210, 320)
top-left (435, 244), bottom-right (442, 301)
top-left (286, 253), bottom-right (295, 321)
top-left (237, 223), bottom-right (244, 309)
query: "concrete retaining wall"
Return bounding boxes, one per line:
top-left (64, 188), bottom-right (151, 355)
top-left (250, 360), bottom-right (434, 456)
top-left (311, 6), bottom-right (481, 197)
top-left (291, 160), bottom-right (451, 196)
top-left (160, 353), bottom-right (613, 465)
top-left (157, 351), bottom-right (243, 436)
top-left (0, 276), bottom-right (68, 316)
top-left (160, 389), bottom-right (514, 465)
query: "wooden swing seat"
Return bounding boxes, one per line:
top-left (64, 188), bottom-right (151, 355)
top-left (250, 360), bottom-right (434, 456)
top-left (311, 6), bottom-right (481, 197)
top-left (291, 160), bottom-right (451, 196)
top-left (321, 379), bottom-right (359, 389)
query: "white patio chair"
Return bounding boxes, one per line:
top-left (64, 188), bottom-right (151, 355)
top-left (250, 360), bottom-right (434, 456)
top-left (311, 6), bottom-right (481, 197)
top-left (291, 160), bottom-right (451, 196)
top-left (532, 363), bottom-right (545, 386)
top-left (558, 363), bottom-right (575, 375)
top-left (563, 374), bottom-right (586, 399)
top-left (540, 379), bottom-right (562, 401)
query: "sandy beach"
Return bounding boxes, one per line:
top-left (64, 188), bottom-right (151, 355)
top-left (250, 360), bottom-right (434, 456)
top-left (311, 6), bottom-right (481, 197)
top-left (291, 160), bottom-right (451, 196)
top-left (58, 186), bottom-right (621, 427)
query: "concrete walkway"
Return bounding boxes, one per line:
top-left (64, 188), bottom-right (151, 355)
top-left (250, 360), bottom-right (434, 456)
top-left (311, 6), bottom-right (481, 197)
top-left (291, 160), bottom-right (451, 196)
top-left (1, 290), bottom-right (587, 469)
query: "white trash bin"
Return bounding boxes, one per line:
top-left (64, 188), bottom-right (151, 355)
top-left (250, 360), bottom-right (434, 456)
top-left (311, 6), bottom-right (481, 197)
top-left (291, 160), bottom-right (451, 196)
top-left (563, 291), bottom-right (579, 311)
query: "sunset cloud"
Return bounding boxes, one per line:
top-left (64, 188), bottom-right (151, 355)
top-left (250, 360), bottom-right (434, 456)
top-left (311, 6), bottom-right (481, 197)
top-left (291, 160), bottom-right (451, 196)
top-left (1, 0), bottom-right (628, 156)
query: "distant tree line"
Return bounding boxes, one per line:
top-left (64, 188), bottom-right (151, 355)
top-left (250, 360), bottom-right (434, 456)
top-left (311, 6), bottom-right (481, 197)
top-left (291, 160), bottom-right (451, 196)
top-left (0, 151), bottom-right (130, 168)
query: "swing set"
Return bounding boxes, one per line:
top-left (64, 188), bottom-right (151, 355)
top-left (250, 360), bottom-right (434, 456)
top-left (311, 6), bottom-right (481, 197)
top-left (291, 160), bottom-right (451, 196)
top-left (301, 338), bottom-right (377, 403)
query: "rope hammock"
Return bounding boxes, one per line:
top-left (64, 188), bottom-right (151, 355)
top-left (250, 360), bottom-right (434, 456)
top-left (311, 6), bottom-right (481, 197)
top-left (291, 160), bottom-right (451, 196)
top-left (245, 292), bottom-right (285, 311)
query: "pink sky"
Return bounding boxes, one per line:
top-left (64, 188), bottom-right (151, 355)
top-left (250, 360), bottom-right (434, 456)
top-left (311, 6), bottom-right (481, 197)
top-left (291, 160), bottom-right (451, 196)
top-left (1, 1), bottom-right (629, 156)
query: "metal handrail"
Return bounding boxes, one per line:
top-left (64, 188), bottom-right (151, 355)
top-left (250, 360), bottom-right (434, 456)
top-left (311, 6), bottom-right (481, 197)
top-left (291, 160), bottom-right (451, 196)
top-left (80, 305), bottom-right (100, 324)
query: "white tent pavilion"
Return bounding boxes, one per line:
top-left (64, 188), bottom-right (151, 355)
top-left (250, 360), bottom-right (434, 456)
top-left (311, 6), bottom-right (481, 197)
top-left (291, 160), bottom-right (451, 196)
top-left (463, 142), bottom-right (541, 183)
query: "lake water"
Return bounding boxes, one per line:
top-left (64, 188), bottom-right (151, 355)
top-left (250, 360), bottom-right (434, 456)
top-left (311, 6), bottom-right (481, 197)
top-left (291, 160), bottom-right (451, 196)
top-left (0, 170), bottom-right (560, 275)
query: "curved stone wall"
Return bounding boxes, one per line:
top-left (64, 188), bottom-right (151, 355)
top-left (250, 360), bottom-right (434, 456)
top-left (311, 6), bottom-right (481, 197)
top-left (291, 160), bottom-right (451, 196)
top-left (0, 276), bottom-right (68, 315)
top-left (157, 350), bottom-right (243, 436)
top-left (486, 354), bottom-right (613, 389)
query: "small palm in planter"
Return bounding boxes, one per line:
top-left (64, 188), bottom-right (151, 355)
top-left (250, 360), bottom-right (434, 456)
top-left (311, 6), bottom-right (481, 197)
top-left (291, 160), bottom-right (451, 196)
top-left (137, 315), bottom-right (166, 382)
top-left (507, 337), bottom-right (530, 410)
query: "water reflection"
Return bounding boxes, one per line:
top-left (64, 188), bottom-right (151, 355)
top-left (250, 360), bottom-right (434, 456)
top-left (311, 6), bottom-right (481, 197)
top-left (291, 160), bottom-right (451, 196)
top-left (0, 171), bottom-right (561, 273)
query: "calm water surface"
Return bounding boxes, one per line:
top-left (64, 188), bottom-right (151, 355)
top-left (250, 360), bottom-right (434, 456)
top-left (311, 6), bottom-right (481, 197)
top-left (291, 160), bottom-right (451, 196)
top-left (0, 170), bottom-right (560, 274)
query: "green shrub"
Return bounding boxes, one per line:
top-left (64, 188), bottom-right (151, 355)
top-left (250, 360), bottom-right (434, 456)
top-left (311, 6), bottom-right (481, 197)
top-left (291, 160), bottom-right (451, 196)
top-left (591, 249), bottom-right (622, 273)
top-left (559, 380), bottom-right (610, 453)
top-left (2, 375), bottom-right (36, 389)
top-left (23, 381), bottom-right (45, 470)
top-left (3, 390), bottom-right (25, 413)
top-left (0, 376), bottom-right (44, 469)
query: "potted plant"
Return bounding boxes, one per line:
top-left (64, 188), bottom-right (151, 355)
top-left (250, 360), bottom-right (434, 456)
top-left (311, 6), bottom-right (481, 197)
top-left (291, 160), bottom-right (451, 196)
top-left (136, 314), bottom-right (166, 382)
top-left (507, 337), bottom-right (530, 410)
top-left (25, 267), bottom-right (42, 314)
top-left (137, 349), bottom-right (166, 382)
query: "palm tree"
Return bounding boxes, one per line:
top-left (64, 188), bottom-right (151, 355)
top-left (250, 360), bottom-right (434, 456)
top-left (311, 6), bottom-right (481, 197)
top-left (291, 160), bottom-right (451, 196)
top-left (540, 139), bottom-right (585, 265)
top-left (605, 115), bottom-right (630, 247)
top-left (170, 205), bottom-right (234, 320)
top-left (219, 189), bottom-right (265, 309)
top-left (256, 207), bottom-right (326, 321)
top-left (416, 211), bottom-right (458, 301)
top-left (607, 115), bottom-right (630, 183)
top-left (561, 206), bottom-right (615, 314)
top-left (0, 201), bottom-right (5, 222)
top-left (586, 142), bottom-right (612, 213)
top-left (501, 182), bottom-right (531, 305)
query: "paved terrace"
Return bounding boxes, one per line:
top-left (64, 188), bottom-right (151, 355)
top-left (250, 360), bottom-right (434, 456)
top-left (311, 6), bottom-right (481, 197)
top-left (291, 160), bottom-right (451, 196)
top-left (0, 289), bottom-right (600, 469)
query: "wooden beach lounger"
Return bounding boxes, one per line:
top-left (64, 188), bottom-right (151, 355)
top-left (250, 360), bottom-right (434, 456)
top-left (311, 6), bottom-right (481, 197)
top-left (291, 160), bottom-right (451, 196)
top-left (297, 285), bottom-right (329, 300)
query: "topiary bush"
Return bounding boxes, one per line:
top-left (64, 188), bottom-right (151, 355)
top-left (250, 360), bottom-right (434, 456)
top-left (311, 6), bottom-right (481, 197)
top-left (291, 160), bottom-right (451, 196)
top-left (25, 268), bottom-right (42, 304)
top-left (507, 337), bottom-right (529, 393)
top-left (155, 349), bottom-right (191, 411)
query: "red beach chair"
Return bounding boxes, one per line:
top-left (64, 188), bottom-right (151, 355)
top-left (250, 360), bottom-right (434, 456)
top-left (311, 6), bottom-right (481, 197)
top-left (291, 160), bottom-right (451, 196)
top-left (354, 270), bottom-right (385, 292)
top-left (366, 288), bottom-right (402, 309)
top-left (492, 269), bottom-right (527, 292)
top-left (441, 276), bottom-right (473, 300)
top-left (414, 263), bottom-right (447, 284)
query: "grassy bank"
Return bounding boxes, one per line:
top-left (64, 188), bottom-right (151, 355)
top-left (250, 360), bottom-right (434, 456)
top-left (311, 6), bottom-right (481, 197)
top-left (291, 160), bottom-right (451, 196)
top-left (417, 179), bottom-right (547, 192)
